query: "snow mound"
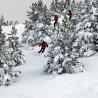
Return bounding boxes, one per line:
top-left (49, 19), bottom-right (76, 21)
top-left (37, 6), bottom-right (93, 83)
top-left (44, 36), bottom-right (52, 44)
top-left (84, 50), bottom-right (95, 57)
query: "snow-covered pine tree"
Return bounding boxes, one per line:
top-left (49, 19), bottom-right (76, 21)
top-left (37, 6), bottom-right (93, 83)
top-left (50, 0), bottom-right (59, 13)
top-left (7, 25), bottom-right (24, 67)
top-left (75, 1), bottom-right (85, 23)
top-left (59, 0), bottom-right (65, 12)
top-left (44, 14), bottom-right (84, 74)
top-left (0, 25), bottom-right (21, 86)
top-left (22, 2), bottom-right (39, 45)
top-left (0, 25), bottom-right (6, 68)
top-left (41, 5), bottom-right (51, 26)
top-left (92, 0), bottom-right (98, 52)
top-left (67, 0), bottom-right (79, 31)
top-left (14, 20), bottom-right (19, 25)
top-left (69, 0), bottom-right (76, 11)
top-left (0, 15), bottom-right (7, 26)
top-left (0, 15), bottom-right (4, 25)
top-left (36, 0), bottom-right (51, 26)
top-left (25, 2), bottom-right (39, 32)
top-left (0, 24), bottom-right (7, 86)
top-left (65, 0), bottom-right (70, 9)
top-left (50, 0), bottom-right (65, 14)
top-left (74, 0), bottom-right (96, 57)
top-left (22, 0), bottom-right (50, 47)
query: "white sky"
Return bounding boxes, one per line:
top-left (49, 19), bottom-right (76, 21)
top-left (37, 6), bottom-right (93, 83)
top-left (0, 0), bottom-right (52, 23)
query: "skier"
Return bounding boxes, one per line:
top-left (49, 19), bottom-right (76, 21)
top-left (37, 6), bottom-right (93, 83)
top-left (67, 10), bottom-right (75, 20)
top-left (38, 40), bottom-right (48, 53)
top-left (53, 15), bottom-right (59, 27)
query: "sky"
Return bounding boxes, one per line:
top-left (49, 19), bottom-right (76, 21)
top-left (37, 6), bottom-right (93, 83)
top-left (0, 0), bottom-right (52, 23)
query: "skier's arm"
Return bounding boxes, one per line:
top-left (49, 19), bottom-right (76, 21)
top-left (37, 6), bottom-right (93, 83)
top-left (52, 19), bottom-right (54, 21)
top-left (67, 13), bottom-right (70, 15)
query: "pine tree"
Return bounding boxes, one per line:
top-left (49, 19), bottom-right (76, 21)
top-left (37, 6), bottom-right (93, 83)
top-left (74, 0), bottom-right (96, 57)
top-left (50, 0), bottom-right (63, 14)
top-left (69, 0), bottom-right (76, 11)
top-left (74, 1), bottom-right (84, 23)
top-left (0, 25), bottom-right (6, 68)
top-left (65, 0), bottom-right (71, 9)
top-left (92, 0), bottom-right (98, 52)
top-left (27, 3), bottom-right (38, 24)
top-left (59, 0), bottom-right (65, 12)
top-left (44, 15), bottom-right (84, 74)
top-left (41, 5), bottom-right (51, 26)
top-left (0, 15), bottom-right (4, 25)
top-left (8, 25), bottom-right (24, 66)
top-left (27, 0), bottom-right (50, 25)
top-left (50, 0), bottom-right (58, 12)
top-left (0, 15), bottom-right (7, 26)
top-left (0, 25), bottom-right (8, 86)
top-left (22, 0), bottom-right (50, 46)
top-left (0, 25), bottom-right (21, 86)
top-left (0, 25), bottom-right (11, 86)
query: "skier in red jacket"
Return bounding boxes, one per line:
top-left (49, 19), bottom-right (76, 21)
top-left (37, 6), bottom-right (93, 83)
top-left (38, 40), bottom-right (48, 53)
top-left (53, 15), bottom-right (59, 27)
top-left (67, 10), bottom-right (75, 20)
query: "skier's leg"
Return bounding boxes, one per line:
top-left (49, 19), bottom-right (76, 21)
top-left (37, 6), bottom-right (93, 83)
top-left (42, 48), bottom-right (45, 53)
top-left (38, 48), bottom-right (43, 53)
top-left (54, 22), bottom-right (56, 27)
top-left (69, 16), bottom-right (72, 20)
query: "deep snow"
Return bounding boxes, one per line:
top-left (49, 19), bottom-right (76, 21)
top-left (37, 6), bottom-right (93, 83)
top-left (0, 24), bottom-right (98, 98)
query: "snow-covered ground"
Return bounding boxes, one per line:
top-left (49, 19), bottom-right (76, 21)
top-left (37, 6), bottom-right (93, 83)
top-left (0, 24), bottom-right (98, 98)
top-left (0, 46), bottom-right (98, 98)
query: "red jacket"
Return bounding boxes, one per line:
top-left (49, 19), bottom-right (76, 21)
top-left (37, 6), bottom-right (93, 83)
top-left (54, 15), bottom-right (58, 23)
top-left (39, 41), bottom-right (48, 48)
top-left (67, 10), bottom-right (75, 20)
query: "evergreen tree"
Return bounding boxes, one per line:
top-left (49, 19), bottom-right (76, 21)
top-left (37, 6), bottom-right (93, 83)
top-left (50, 0), bottom-right (59, 13)
top-left (65, 0), bottom-right (71, 9)
top-left (41, 5), bottom-right (51, 26)
top-left (27, 0), bottom-right (50, 26)
top-left (69, 0), bottom-right (76, 11)
top-left (0, 25), bottom-right (6, 68)
top-left (0, 15), bottom-right (4, 25)
top-left (0, 25), bottom-right (21, 86)
top-left (0, 25), bottom-right (9, 86)
top-left (59, 0), bottom-right (65, 12)
top-left (92, 0), bottom-right (98, 52)
top-left (0, 15), bottom-right (8, 26)
top-left (22, 0), bottom-right (50, 46)
top-left (76, 1), bottom-right (85, 22)
top-left (8, 25), bottom-right (24, 66)
top-left (74, 0), bottom-right (96, 57)
top-left (84, 0), bottom-right (92, 14)
top-left (50, 0), bottom-right (64, 14)
top-left (27, 2), bottom-right (38, 23)
top-left (14, 20), bottom-right (19, 25)
top-left (44, 15), bottom-right (83, 74)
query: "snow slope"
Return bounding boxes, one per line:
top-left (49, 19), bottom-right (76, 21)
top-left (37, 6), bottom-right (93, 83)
top-left (0, 46), bottom-right (98, 98)
top-left (0, 24), bottom-right (98, 98)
